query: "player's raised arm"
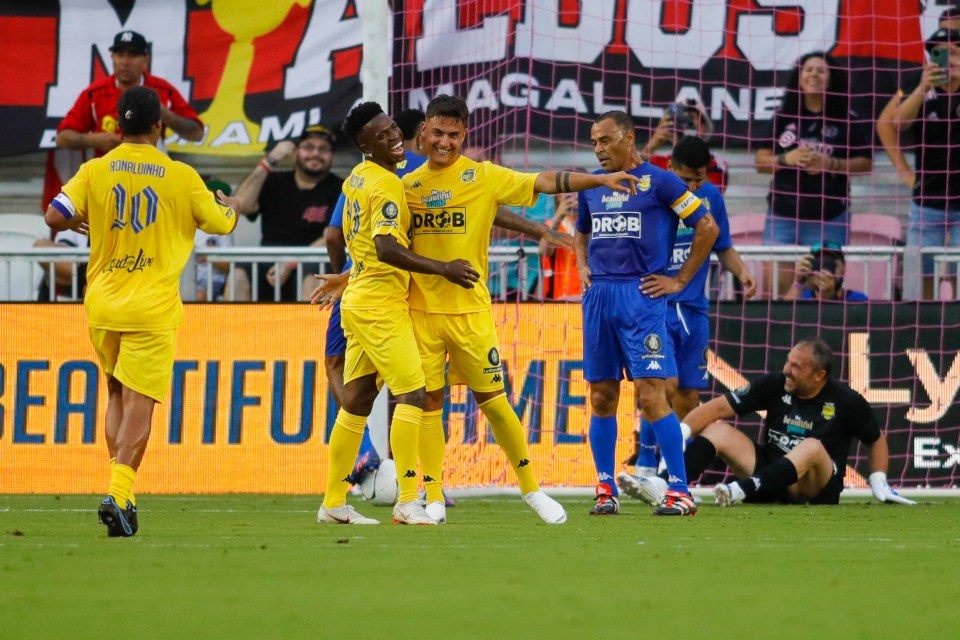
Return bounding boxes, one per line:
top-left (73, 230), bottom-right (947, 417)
top-left (494, 208), bottom-right (574, 249)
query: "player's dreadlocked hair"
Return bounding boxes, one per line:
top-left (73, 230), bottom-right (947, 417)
top-left (342, 102), bottom-right (385, 148)
top-left (426, 94), bottom-right (469, 125)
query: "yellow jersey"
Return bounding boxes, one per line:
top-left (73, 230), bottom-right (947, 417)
top-left (340, 160), bottom-right (412, 310)
top-left (57, 143), bottom-right (236, 331)
top-left (403, 156), bottom-right (538, 313)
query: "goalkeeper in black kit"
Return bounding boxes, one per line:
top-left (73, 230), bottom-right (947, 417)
top-left (625, 337), bottom-right (916, 507)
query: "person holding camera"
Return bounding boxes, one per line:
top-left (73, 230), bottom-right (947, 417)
top-left (642, 99), bottom-right (728, 192)
top-left (783, 242), bottom-right (868, 302)
top-left (889, 28), bottom-right (960, 300)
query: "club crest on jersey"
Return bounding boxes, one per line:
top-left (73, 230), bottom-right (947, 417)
top-left (460, 168), bottom-right (477, 183)
top-left (822, 402), bottom-right (836, 420)
top-left (591, 211), bottom-right (640, 238)
top-left (638, 174), bottom-right (651, 192)
top-left (644, 334), bottom-right (662, 354)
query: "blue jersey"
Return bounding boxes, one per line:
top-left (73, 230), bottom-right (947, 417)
top-left (665, 180), bottom-right (731, 310)
top-left (576, 163), bottom-right (704, 278)
top-left (328, 150), bottom-right (426, 271)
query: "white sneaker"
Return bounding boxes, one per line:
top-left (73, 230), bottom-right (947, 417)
top-left (616, 473), bottom-right (667, 506)
top-left (522, 490), bottom-right (567, 524)
top-left (424, 501), bottom-right (447, 524)
top-left (317, 503), bottom-right (380, 525)
top-left (392, 500), bottom-right (438, 525)
top-left (713, 483), bottom-right (745, 507)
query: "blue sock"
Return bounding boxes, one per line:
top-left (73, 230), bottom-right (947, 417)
top-left (649, 413), bottom-right (689, 493)
top-left (637, 417), bottom-right (659, 469)
top-left (354, 426), bottom-right (379, 467)
top-left (589, 415), bottom-right (619, 495)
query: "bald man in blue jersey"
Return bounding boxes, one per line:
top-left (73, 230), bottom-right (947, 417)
top-left (575, 110), bottom-right (719, 516)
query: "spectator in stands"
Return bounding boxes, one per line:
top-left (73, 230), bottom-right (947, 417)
top-left (540, 192), bottom-right (581, 300)
top-left (34, 227), bottom-right (88, 301)
top-left (47, 31), bottom-right (203, 208)
top-left (642, 98), bottom-right (728, 192)
top-left (876, 9), bottom-right (960, 189)
top-left (233, 125), bottom-right (343, 301)
top-left (195, 179), bottom-right (243, 301)
top-left (783, 242), bottom-right (868, 302)
top-left (756, 52), bottom-right (873, 295)
top-left (889, 28), bottom-right (960, 300)
top-left (629, 338), bottom-right (915, 507)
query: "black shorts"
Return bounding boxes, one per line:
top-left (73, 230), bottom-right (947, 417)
top-left (749, 443), bottom-right (843, 505)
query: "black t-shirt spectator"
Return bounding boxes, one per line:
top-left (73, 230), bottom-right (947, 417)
top-left (248, 171), bottom-right (343, 246)
top-left (910, 86), bottom-right (960, 209)
top-left (766, 107), bottom-right (873, 221)
top-left (723, 373), bottom-right (882, 482)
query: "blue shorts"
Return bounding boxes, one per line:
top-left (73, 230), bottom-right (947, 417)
top-left (324, 299), bottom-right (347, 358)
top-left (582, 279), bottom-right (676, 382)
top-left (664, 302), bottom-right (709, 390)
top-left (763, 209), bottom-right (849, 246)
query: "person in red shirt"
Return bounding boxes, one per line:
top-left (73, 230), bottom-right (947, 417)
top-left (642, 99), bottom-right (728, 193)
top-left (43, 31), bottom-right (203, 209)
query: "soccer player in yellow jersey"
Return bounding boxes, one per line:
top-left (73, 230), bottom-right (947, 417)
top-left (44, 87), bottom-right (239, 537)
top-left (402, 94), bottom-right (642, 524)
top-left (317, 102), bottom-right (480, 525)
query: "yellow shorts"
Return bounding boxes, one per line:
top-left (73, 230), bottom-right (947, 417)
top-left (89, 328), bottom-right (177, 402)
top-left (341, 305), bottom-right (425, 395)
top-left (410, 309), bottom-right (503, 393)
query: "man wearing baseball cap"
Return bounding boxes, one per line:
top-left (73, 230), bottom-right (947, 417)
top-left (889, 25), bottom-right (960, 299)
top-left (55, 30), bottom-right (203, 154)
top-left (45, 30), bottom-right (204, 211)
top-left (232, 123), bottom-right (344, 301)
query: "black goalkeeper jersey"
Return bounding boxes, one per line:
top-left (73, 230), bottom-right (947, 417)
top-left (724, 373), bottom-right (882, 480)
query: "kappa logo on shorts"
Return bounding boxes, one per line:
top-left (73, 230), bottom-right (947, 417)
top-left (382, 201), bottom-right (399, 220)
top-left (644, 334), bottom-right (662, 354)
top-left (646, 360), bottom-right (662, 371)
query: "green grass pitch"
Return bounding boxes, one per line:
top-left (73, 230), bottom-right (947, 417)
top-left (2, 494), bottom-right (957, 640)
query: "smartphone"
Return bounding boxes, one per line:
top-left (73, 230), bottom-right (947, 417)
top-left (930, 46), bottom-right (950, 70)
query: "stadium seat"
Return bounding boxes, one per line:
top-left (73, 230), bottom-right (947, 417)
top-left (846, 213), bottom-right (903, 300)
top-left (0, 213), bottom-right (50, 301)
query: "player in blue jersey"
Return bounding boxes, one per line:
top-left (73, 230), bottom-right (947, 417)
top-left (616, 136), bottom-right (757, 505)
top-left (319, 112), bottom-right (429, 485)
top-left (575, 111), bottom-right (719, 516)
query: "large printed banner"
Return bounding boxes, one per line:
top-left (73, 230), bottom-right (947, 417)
top-left (0, 1), bottom-right (953, 157)
top-left (0, 303), bottom-right (957, 494)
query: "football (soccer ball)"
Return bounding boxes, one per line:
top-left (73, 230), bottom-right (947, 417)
top-left (359, 458), bottom-right (399, 506)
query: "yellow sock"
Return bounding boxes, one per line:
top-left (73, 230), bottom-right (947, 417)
top-left (322, 409), bottom-right (367, 509)
top-left (390, 403), bottom-right (423, 503)
top-left (419, 409), bottom-right (445, 504)
top-left (479, 394), bottom-right (539, 495)
top-left (108, 464), bottom-right (136, 508)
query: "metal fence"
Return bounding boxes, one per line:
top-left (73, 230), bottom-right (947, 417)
top-left (2, 245), bottom-right (958, 302)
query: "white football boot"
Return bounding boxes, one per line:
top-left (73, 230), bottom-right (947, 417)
top-left (522, 490), bottom-right (568, 524)
top-left (317, 503), bottom-right (380, 525)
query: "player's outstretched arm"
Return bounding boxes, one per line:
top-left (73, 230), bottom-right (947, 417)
top-left (534, 171), bottom-right (640, 196)
top-left (494, 208), bottom-right (574, 249)
top-left (867, 433), bottom-right (917, 505)
top-left (681, 395), bottom-right (736, 437)
top-left (374, 235), bottom-right (480, 289)
top-left (310, 271), bottom-right (349, 309)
